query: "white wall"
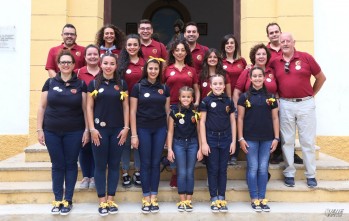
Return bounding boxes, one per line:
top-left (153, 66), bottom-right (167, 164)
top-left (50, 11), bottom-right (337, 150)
top-left (0, 0), bottom-right (31, 134)
top-left (314, 0), bottom-right (349, 136)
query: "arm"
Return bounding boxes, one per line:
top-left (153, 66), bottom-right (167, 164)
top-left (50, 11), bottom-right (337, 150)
top-left (47, 70), bottom-right (57, 78)
top-left (225, 83), bottom-right (232, 99)
top-left (117, 91), bottom-right (130, 146)
top-left (237, 105), bottom-right (249, 154)
top-left (87, 93), bottom-right (102, 146)
top-left (199, 111), bottom-right (210, 156)
top-left (130, 97), bottom-right (139, 149)
top-left (193, 83), bottom-right (200, 107)
top-left (233, 88), bottom-right (242, 109)
top-left (81, 92), bottom-right (90, 146)
top-left (270, 107), bottom-right (280, 153)
top-left (313, 71), bottom-right (326, 96)
top-left (196, 120), bottom-right (203, 161)
top-left (37, 91), bottom-right (48, 146)
top-left (229, 113), bottom-right (236, 155)
top-left (166, 117), bottom-right (175, 162)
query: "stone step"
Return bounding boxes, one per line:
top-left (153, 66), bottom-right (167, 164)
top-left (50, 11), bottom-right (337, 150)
top-left (0, 202), bottom-right (348, 221)
top-left (24, 141), bottom-right (320, 162)
top-left (0, 179), bottom-right (348, 204)
top-left (1, 152), bottom-right (348, 182)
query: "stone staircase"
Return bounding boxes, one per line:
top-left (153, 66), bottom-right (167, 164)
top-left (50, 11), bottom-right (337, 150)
top-left (0, 142), bottom-right (348, 220)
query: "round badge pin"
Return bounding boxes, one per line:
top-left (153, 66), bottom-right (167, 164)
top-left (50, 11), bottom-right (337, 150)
top-left (203, 82), bottom-right (208, 87)
top-left (100, 122), bottom-right (106, 127)
top-left (266, 78), bottom-right (272, 82)
top-left (94, 118), bottom-right (100, 124)
top-left (295, 65), bottom-right (301, 70)
top-left (126, 69), bottom-right (132, 74)
top-left (170, 71), bottom-right (175, 76)
top-left (98, 88), bottom-right (104, 93)
top-left (223, 65), bottom-right (227, 69)
top-left (211, 102), bottom-right (217, 108)
top-left (144, 93), bottom-right (150, 97)
top-left (179, 119), bottom-right (185, 124)
top-left (53, 86), bottom-right (59, 91)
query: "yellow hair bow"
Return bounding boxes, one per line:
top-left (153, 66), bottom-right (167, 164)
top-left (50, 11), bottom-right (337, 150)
top-left (148, 56), bottom-right (165, 63)
top-left (245, 99), bottom-right (251, 108)
top-left (266, 98), bottom-right (276, 106)
top-left (90, 90), bottom-right (98, 97)
top-left (175, 112), bottom-right (185, 118)
top-left (192, 110), bottom-right (200, 123)
top-left (120, 91), bottom-right (128, 101)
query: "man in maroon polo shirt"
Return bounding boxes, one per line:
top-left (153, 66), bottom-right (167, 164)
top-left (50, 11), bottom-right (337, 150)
top-left (45, 24), bottom-right (85, 78)
top-left (270, 32), bottom-right (326, 188)
top-left (266, 22), bottom-right (282, 59)
top-left (138, 19), bottom-right (167, 61)
top-left (183, 22), bottom-right (209, 77)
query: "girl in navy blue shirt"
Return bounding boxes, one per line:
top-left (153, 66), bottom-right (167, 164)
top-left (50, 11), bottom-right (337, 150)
top-left (167, 86), bottom-right (203, 212)
top-left (199, 74), bottom-right (236, 212)
top-left (37, 50), bottom-right (89, 215)
top-left (237, 67), bottom-right (279, 212)
top-left (87, 53), bottom-right (129, 216)
top-left (130, 57), bottom-right (170, 214)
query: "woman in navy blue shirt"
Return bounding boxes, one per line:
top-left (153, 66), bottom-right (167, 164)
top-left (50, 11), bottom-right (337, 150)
top-left (87, 53), bottom-right (129, 216)
top-left (130, 57), bottom-right (170, 214)
top-left (37, 50), bottom-right (89, 215)
top-left (237, 67), bottom-right (279, 212)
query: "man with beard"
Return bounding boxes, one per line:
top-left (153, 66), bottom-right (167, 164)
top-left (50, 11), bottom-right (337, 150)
top-left (45, 24), bottom-right (85, 77)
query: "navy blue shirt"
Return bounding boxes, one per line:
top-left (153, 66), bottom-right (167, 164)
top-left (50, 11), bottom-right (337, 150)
top-left (170, 105), bottom-right (198, 139)
top-left (87, 77), bottom-right (128, 129)
top-left (200, 93), bottom-right (235, 132)
top-left (237, 88), bottom-right (278, 141)
top-left (42, 73), bottom-right (86, 132)
top-left (131, 78), bottom-right (170, 128)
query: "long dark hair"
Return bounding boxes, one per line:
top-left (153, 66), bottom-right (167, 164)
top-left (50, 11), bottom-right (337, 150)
top-left (200, 48), bottom-right (226, 81)
top-left (140, 58), bottom-right (164, 83)
top-left (117, 34), bottom-right (144, 78)
top-left (221, 34), bottom-right (240, 60)
top-left (167, 39), bottom-right (193, 66)
top-left (245, 67), bottom-right (271, 101)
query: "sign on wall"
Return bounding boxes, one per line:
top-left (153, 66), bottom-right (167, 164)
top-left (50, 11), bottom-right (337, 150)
top-left (0, 26), bottom-right (16, 52)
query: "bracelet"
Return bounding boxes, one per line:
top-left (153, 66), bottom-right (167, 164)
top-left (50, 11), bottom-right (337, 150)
top-left (131, 135), bottom-right (138, 138)
top-left (84, 129), bottom-right (89, 132)
top-left (89, 129), bottom-right (97, 132)
top-left (123, 126), bottom-right (130, 130)
top-left (36, 129), bottom-right (43, 132)
top-left (274, 137), bottom-right (280, 142)
top-left (238, 137), bottom-right (245, 142)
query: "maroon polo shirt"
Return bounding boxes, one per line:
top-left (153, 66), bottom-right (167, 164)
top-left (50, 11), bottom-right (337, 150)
top-left (223, 57), bottom-right (247, 93)
top-left (267, 42), bottom-right (282, 60)
top-left (191, 43), bottom-right (209, 76)
top-left (123, 58), bottom-right (145, 93)
top-left (141, 39), bottom-right (168, 61)
top-left (74, 66), bottom-right (97, 86)
top-left (100, 48), bottom-right (121, 59)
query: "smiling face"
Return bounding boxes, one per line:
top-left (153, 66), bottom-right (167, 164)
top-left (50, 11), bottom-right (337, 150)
top-left (184, 25), bottom-right (199, 44)
top-left (138, 23), bottom-right (153, 41)
top-left (254, 48), bottom-right (267, 67)
top-left (101, 55), bottom-right (117, 78)
top-left (147, 61), bottom-right (160, 82)
top-left (280, 33), bottom-right (295, 56)
top-left (61, 27), bottom-right (77, 47)
top-left (173, 43), bottom-right (187, 63)
top-left (224, 38), bottom-right (236, 55)
top-left (207, 52), bottom-right (218, 67)
top-left (58, 55), bottom-right (74, 75)
top-left (103, 27), bottom-right (115, 46)
top-left (267, 24), bottom-right (281, 44)
top-left (250, 68), bottom-right (265, 90)
top-left (179, 90), bottom-right (193, 108)
top-left (126, 38), bottom-right (140, 57)
top-left (85, 47), bottom-right (100, 66)
top-left (210, 75), bottom-right (225, 96)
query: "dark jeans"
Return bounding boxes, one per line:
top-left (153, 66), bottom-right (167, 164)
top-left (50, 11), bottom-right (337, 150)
top-left (138, 126), bottom-right (167, 196)
top-left (92, 127), bottom-right (124, 198)
top-left (173, 137), bottom-right (198, 195)
top-left (45, 129), bottom-right (83, 201)
top-left (206, 130), bottom-right (232, 201)
top-left (79, 142), bottom-right (95, 178)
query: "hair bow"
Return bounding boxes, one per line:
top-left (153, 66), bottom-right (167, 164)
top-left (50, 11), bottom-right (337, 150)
top-left (120, 91), bottom-right (128, 101)
top-left (90, 90), bottom-right (98, 97)
top-left (148, 56), bottom-right (165, 63)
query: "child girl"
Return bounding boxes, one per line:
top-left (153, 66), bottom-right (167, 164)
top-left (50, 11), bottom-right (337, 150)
top-left (167, 86), bottom-right (203, 212)
top-left (199, 74), bottom-right (236, 212)
top-left (237, 67), bottom-right (279, 212)
top-left (130, 57), bottom-right (170, 213)
top-left (86, 53), bottom-right (129, 216)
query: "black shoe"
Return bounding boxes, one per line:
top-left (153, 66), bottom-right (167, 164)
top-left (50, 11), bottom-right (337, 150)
top-left (141, 199), bottom-right (151, 214)
top-left (107, 200), bottom-right (118, 214)
top-left (307, 178), bottom-right (317, 188)
top-left (122, 173), bottom-right (132, 188)
top-left (98, 202), bottom-right (109, 216)
top-left (150, 199), bottom-right (159, 213)
top-left (270, 154), bottom-right (283, 164)
top-left (60, 200), bottom-right (72, 215)
top-left (251, 200), bottom-right (262, 212)
top-left (177, 201), bottom-right (185, 212)
top-left (133, 171), bottom-right (141, 187)
top-left (284, 177), bottom-right (295, 187)
top-left (260, 199), bottom-right (270, 212)
top-left (294, 153), bottom-right (303, 164)
top-left (51, 200), bottom-right (62, 215)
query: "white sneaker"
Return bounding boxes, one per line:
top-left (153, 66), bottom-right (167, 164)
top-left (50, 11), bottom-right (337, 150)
top-left (80, 177), bottom-right (89, 189)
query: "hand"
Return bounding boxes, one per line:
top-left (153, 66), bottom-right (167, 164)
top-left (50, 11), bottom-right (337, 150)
top-left (167, 149), bottom-right (175, 163)
top-left (239, 140), bottom-right (249, 154)
top-left (229, 142), bottom-right (236, 155)
top-left (197, 149), bottom-right (203, 161)
top-left (193, 102), bottom-right (199, 108)
top-left (270, 139), bottom-right (278, 153)
top-left (201, 143), bottom-right (211, 156)
top-left (82, 130), bottom-right (90, 147)
top-left (38, 131), bottom-right (45, 146)
top-left (117, 128), bottom-right (129, 146)
top-left (131, 136), bottom-right (139, 149)
top-left (91, 130), bottom-right (102, 146)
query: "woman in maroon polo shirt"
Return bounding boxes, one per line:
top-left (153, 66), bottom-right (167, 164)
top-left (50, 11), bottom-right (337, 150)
top-left (95, 24), bottom-right (125, 58)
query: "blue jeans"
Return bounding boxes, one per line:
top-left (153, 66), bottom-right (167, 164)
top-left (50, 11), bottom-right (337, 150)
top-left (79, 142), bottom-right (95, 178)
top-left (92, 127), bottom-right (124, 198)
top-left (245, 140), bottom-right (272, 199)
top-left (44, 129), bottom-right (83, 201)
top-left (121, 133), bottom-right (140, 171)
top-left (138, 126), bottom-right (167, 197)
top-left (173, 137), bottom-right (198, 195)
top-left (206, 130), bottom-right (232, 201)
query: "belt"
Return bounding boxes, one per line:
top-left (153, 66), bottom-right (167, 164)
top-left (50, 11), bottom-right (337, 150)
top-left (174, 137), bottom-right (197, 141)
top-left (280, 96), bottom-right (313, 102)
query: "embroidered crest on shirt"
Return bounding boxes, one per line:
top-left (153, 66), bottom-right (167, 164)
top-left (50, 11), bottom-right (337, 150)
top-left (197, 55), bottom-right (202, 61)
top-left (188, 72), bottom-right (192, 77)
top-left (158, 89), bottom-right (164, 94)
top-left (152, 49), bottom-right (157, 54)
top-left (70, 89), bottom-right (77, 94)
top-left (295, 60), bottom-right (302, 70)
top-left (76, 51), bottom-right (81, 57)
top-left (114, 85), bottom-right (120, 91)
top-left (226, 106), bottom-right (230, 113)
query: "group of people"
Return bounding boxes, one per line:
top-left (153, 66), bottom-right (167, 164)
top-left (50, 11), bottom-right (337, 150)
top-left (37, 19), bottom-right (326, 216)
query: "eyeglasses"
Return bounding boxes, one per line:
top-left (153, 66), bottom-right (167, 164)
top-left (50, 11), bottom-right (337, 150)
top-left (284, 62), bottom-right (290, 73)
top-left (63, 33), bottom-right (76, 36)
top-left (59, 61), bottom-right (73, 65)
top-left (139, 27), bottom-right (152, 31)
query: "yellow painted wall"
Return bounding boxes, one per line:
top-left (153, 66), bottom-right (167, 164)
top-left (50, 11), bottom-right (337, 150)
top-left (0, 136), bottom-right (28, 161)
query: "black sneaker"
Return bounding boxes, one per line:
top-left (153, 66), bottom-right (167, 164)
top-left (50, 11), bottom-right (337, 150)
top-left (210, 200), bottom-right (220, 213)
top-left (150, 199), bottom-right (159, 213)
top-left (107, 200), bottom-right (118, 214)
top-left (177, 201), bottom-right (185, 212)
top-left (60, 200), bottom-right (72, 215)
top-left (122, 173), bottom-right (132, 188)
top-left (133, 171), bottom-right (141, 187)
top-left (227, 157), bottom-right (237, 165)
top-left (294, 153), bottom-right (303, 164)
top-left (51, 200), bottom-right (62, 215)
top-left (307, 178), bottom-right (317, 188)
top-left (284, 177), bottom-right (295, 187)
top-left (218, 200), bottom-right (228, 212)
top-left (260, 199), bottom-right (270, 212)
top-left (184, 200), bottom-right (193, 212)
top-left (251, 200), bottom-right (262, 212)
top-left (141, 199), bottom-right (151, 214)
top-left (98, 202), bottom-right (109, 216)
